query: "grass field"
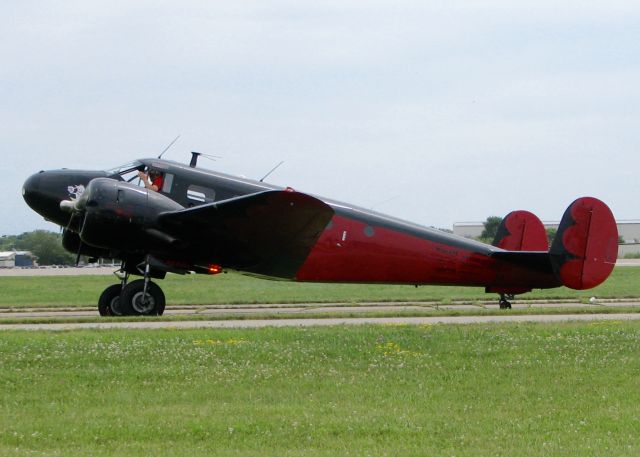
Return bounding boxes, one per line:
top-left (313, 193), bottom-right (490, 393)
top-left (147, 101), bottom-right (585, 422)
top-left (1, 267), bottom-right (640, 308)
top-left (1, 322), bottom-right (639, 456)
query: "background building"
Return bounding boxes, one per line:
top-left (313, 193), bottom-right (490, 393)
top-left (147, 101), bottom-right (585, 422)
top-left (0, 251), bottom-right (37, 268)
top-left (453, 221), bottom-right (640, 257)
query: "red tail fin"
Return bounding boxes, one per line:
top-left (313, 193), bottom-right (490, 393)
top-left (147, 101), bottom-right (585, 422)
top-left (493, 210), bottom-right (549, 251)
top-left (550, 197), bottom-right (618, 290)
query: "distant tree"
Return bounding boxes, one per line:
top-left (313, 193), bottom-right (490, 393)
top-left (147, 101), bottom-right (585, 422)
top-left (0, 235), bottom-right (18, 251)
top-left (546, 228), bottom-right (557, 245)
top-left (619, 235), bottom-right (625, 244)
top-left (14, 230), bottom-right (74, 265)
top-left (479, 216), bottom-right (502, 242)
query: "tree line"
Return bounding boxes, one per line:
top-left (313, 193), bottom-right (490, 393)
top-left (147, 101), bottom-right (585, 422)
top-left (0, 231), bottom-right (74, 265)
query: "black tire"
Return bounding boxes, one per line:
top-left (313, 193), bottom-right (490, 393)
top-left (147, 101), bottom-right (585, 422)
top-left (98, 284), bottom-right (122, 316)
top-left (155, 298), bottom-right (166, 316)
top-left (120, 279), bottom-right (166, 316)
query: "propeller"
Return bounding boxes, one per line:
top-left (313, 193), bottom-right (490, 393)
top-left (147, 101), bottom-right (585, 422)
top-left (60, 185), bottom-right (91, 264)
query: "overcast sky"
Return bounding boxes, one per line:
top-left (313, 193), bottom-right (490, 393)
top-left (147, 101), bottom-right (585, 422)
top-left (2, 1), bottom-right (639, 235)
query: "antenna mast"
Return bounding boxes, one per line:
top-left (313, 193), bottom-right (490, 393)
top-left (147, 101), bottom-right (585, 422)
top-left (260, 161), bottom-right (284, 182)
top-left (158, 135), bottom-right (181, 159)
top-left (190, 151), bottom-right (201, 168)
top-left (189, 151), bottom-right (222, 168)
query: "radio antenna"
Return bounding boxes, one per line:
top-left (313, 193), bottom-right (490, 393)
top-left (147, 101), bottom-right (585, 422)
top-left (260, 161), bottom-right (284, 182)
top-left (190, 151), bottom-right (222, 168)
top-left (158, 135), bottom-right (181, 159)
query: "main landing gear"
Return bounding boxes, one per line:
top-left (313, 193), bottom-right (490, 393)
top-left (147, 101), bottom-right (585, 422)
top-left (97, 259), bottom-right (166, 317)
top-left (499, 293), bottom-right (513, 309)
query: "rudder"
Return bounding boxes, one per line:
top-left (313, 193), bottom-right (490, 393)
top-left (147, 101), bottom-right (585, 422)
top-left (493, 210), bottom-right (549, 251)
top-left (550, 197), bottom-right (618, 290)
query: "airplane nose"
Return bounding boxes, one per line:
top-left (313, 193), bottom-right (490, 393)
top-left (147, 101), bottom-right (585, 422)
top-left (22, 172), bottom-right (43, 207)
top-left (23, 168), bottom-right (108, 227)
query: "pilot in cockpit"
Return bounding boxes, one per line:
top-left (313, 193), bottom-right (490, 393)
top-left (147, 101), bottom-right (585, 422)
top-left (138, 168), bottom-right (164, 192)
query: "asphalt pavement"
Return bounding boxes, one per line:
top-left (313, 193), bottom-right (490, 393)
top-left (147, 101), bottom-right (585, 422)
top-left (1, 312), bottom-right (639, 331)
top-left (2, 299), bottom-right (639, 320)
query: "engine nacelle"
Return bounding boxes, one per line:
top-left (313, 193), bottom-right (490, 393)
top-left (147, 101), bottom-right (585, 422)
top-left (75, 178), bottom-right (183, 251)
top-left (62, 229), bottom-right (111, 258)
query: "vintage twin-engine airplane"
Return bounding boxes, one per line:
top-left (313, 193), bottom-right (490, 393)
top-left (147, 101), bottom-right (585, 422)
top-left (23, 152), bottom-right (618, 316)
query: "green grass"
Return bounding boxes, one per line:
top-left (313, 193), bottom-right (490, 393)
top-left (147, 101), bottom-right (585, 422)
top-left (1, 267), bottom-right (640, 309)
top-left (1, 323), bottom-right (640, 456)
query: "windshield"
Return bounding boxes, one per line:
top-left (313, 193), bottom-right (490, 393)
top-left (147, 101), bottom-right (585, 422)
top-left (104, 161), bottom-right (145, 183)
top-left (104, 161), bottom-right (143, 177)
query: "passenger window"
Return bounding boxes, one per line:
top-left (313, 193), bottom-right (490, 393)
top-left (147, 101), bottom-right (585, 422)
top-left (162, 174), bottom-right (174, 193)
top-left (187, 185), bottom-right (215, 203)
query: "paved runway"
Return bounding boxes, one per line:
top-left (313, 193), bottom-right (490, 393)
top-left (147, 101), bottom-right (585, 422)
top-left (1, 312), bottom-right (639, 331)
top-left (2, 299), bottom-right (639, 320)
top-left (0, 266), bottom-right (118, 276)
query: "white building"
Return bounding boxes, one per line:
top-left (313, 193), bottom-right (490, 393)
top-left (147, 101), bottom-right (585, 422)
top-left (452, 221), bottom-right (640, 257)
top-left (0, 251), bottom-right (37, 268)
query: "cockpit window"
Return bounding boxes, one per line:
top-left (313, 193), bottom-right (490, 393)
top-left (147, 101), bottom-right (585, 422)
top-left (105, 161), bottom-right (144, 177)
top-left (105, 161), bottom-right (145, 184)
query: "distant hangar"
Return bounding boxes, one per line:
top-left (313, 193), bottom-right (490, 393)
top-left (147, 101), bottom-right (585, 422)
top-left (0, 251), bottom-right (36, 268)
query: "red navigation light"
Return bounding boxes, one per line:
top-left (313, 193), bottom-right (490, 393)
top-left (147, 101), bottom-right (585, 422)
top-left (208, 264), bottom-right (222, 275)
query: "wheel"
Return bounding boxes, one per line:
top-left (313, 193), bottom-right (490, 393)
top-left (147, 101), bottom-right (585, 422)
top-left (120, 279), bottom-right (166, 316)
top-left (98, 284), bottom-right (123, 316)
top-left (155, 298), bottom-right (166, 316)
top-left (499, 299), bottom-right (512, 309)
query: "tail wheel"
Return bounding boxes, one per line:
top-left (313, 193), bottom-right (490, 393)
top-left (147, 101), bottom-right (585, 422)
top-left (98, 284), bottom-right (123, 316)
top-left (120, 279), bottom-right (166, 316)
top-left (498, 293), bottom-right (513, 310)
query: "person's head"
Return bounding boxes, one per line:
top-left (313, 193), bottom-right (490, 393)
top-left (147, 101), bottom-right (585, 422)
top-left (149, 170), bottom-right (161, 179)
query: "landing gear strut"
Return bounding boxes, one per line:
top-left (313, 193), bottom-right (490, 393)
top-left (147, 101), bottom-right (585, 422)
top-left (98, 267), bottom-right (128, 316)
top-left (97, 259), bottom-right (166, 317)
top-left (499, 293), bottom-right (513, 309)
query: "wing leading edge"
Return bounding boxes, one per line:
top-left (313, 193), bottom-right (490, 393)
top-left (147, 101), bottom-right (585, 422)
top-left (158, 190), bottom-right (335, 278)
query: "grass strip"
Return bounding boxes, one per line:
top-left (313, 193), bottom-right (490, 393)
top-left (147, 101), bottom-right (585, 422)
top-left (1, 322), bottom-right (639, 456)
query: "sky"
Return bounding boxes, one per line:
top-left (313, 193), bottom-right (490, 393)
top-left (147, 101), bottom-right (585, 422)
top-left (2, 1), bottom-right (639, 235)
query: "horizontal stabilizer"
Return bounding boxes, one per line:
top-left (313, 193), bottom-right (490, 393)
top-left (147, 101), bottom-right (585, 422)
top-left (490, 251), bottom-right (552, 271)
top-left (492, 210), bottom-right (548, 251)
top-left (158, 190), bottom-right (335, 278)
top-left (549, 197), bottom-right (618, 290)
